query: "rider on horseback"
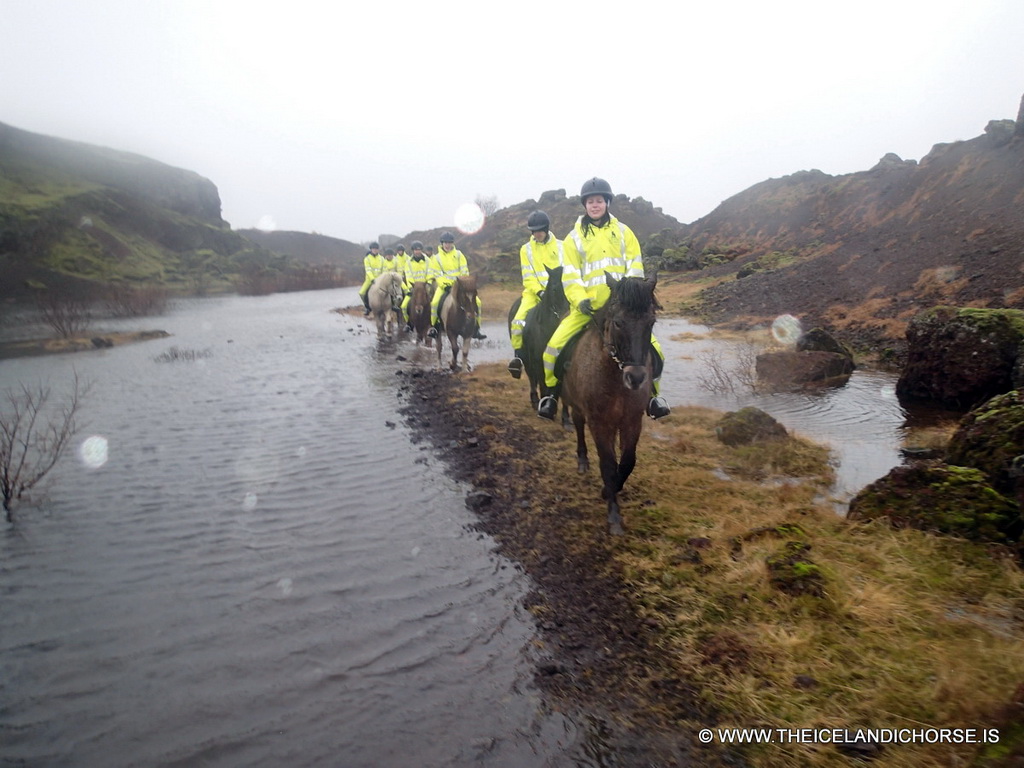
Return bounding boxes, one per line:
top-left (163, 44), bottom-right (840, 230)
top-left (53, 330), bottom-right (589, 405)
top-left (427, 232), bottom-right (486, 340)
top-left (401, 241), bottom-right (431, 331)
top-left (507, 210), bottom-right (564, 379)
top-left (537, 177), bottom-right (670, 421)
top-left (358, 242), bottom-right (384, 316)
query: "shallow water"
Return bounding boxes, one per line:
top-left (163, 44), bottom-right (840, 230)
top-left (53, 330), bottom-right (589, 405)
top-left (0, 289), bottom-right (939, 766)
top-left (1, 289), bottom-right (578, 767)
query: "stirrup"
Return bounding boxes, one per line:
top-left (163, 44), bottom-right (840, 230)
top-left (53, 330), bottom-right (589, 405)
top-left (537, 395), bottom-right (558, 421)
top-left (647, 396), bottom-right (671, 420)
top-left (507, 357), bottom-right (523, 379)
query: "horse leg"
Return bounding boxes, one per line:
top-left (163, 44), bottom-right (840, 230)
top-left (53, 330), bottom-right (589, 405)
top-left (449, 331), bottom-right (459, 371)
top-left (616, 418), bottom-right (643, 493)
top-left (572, 408), bottom-right (589, 474)
top-left (461, 334), bottom-right (471, 372)
top-left (591, 423), bottom-right (625, 535)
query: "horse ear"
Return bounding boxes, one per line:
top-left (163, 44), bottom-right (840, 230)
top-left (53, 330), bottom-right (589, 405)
top-left (647, 269), bottom-right (659, 289)
top-left (604, 271), bottom-right (618, 289)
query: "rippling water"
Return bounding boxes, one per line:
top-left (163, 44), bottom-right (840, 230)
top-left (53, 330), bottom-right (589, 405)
top-left (1, 289), bottom-right (577, 767)
top-left (0, 290), bottom-right (936, 767)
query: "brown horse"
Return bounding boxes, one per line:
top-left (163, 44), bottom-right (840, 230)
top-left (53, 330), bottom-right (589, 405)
top-left (562, 274), bottom-right (659, 535)
top-left (436, 274), bottom-right (478, 371)
top-left (408, 280), bottom-right (435, 347)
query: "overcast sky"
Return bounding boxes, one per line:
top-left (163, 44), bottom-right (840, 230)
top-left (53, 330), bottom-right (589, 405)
top-left (3, 0), bottom-right (1023, 244)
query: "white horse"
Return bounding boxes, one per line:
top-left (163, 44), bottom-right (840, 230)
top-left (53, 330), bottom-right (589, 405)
top-left (369, 271), bottom-right (404, 339)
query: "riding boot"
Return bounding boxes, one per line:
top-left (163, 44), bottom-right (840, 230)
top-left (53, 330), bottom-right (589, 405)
top-left (537, 385), bottom-right (560, 421)
top-left (647, 396), bottom-right (671, 420)
top-left (362, 295), bottom-right (371, 316)
top-left (472, 322), bottom-right (487, 340)
top-left (507, 355), bottom-right (523, 379)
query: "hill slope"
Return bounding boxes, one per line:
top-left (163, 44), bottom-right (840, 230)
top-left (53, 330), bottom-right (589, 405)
top-left (237, 228), bottom-right (366, 283)
top-left (673, 108), bottom-right (1024, 348)
top-left (0, 121), bottom-right (274, 298)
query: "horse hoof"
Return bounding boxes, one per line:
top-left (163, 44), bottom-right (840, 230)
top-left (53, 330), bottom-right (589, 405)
top-left (577, 459), bottom-right (589, 474)
top-left (608, 521), bottom-right (625, 536)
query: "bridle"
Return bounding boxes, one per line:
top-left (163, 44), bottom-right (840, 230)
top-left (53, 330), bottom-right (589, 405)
top-left (599, 301), bottom-right (648, 372)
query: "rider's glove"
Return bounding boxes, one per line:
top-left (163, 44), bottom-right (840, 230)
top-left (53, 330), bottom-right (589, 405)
top-left (578, 299), bottom-right (593, 316)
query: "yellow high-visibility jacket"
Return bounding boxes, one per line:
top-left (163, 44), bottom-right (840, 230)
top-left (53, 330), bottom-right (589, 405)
top-left (404, 255), bottom-right (430, 288)
top-left (363, 252), bottom-right (385, 281)
top-left (428, 248), bottom-right (469, 288)
top-left (380, 256), bottom-right (400, 276)
top-left (561, 214), bottom-right (643, 311)
top-left (519, 236), bottom-right (564, 300)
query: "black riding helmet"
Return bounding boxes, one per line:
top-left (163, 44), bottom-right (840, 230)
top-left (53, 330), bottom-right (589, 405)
top-left (439, 231), bottom-right (455, 243)
top-left (369, 241), bottom-right (380, 249)
top-left (580, 177), bottom-right (613, 204)
top-left (527, 210), bottom-right (550, 232)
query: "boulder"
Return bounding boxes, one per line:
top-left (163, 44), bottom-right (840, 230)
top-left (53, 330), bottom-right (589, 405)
top-left (945, 389), bottom-right (1024, 500)
top-left (796, 327), bottom-right (854, 359)
top-left (755, 350), bottom-right (854, 387)
top-left (895, 306), bottom-right (1024, 409)
top-left (847, 460), bottom-right (1020, 543)
top-left (715, 407), bottom-right (788, 446)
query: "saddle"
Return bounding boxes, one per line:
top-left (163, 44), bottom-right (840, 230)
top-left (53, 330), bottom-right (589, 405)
top-left (434, 284), bottom-right (453, 330)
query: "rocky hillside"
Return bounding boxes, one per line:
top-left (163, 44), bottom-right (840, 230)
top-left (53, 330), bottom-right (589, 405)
top-left (0, 121), bottom-right (276, 299)
top-left (672, 98), bottom-right (1024, 350)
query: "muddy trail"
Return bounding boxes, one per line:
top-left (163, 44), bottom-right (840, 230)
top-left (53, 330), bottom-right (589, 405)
top-left (397, 368), bottom-right (742, 767)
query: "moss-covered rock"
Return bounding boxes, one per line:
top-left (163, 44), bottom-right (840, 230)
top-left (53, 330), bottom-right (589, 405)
top-left (847, 460), bottom-right (1021, 543)
top-left (896, 306), bottom-right (1024, 410)
top-left (766, 540), bottom-right (824, 597)
top-left (946, 389), bottom-right (1024, 500)
top-left (715, 407), bottom-right (788, 446)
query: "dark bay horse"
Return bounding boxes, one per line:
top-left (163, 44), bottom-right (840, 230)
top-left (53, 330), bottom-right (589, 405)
top-left (507, 266), bottom-right (569, 415)
top-left (408, 280), bottom-right (434, 346)
top-left (437, 274), bottom-right (478, 371)
top-left (562, 274), bottom-right (660, 535)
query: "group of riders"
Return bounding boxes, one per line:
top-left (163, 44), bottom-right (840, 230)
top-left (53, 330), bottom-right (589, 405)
top-left (358, 176), bottom-right (671, 422)
top-left (358, 232), bottom-right (486, 340)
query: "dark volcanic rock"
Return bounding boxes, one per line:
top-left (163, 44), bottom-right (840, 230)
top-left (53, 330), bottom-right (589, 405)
top-left (895, 306), bottom-right (1024, 409)
top-left (755, 350), bottom-right (854, 387)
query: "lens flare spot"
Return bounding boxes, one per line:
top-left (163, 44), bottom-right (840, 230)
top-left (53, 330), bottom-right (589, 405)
top-left (454, 202), bottom-right (485, 235)
top-left (771, 314), bottom-right (802, 345)
top-left (79, 436), bottom-right (109, 469)
top-left (256, 214), bottom-right (277, 232)
top-left (242, 492), bottom-right (259, 511)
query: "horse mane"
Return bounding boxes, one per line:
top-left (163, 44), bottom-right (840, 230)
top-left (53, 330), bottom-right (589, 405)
top-left (611, 276), bottom-right (658, 314)
top-left (452, 274), bottom-right (477, 301)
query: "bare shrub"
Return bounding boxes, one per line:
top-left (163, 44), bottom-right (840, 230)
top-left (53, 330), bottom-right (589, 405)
top-left (35, 289), bottom-right (92, 338)
top-left (475, 194), bottom-right (500, 217)
top-left (696, 340), bottom-right (763, 395)
top-left (1, 373), bottom-right (88, 521)
top-left (154, 346), bottom-right (212, 363)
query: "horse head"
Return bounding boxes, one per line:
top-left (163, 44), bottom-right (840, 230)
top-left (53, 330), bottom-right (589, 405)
top-left (544, 266), bottom-right (569, 317)
top-left (598, 273), bottom-right (659, 391)
top-left (453, 275), bottom-right (478, 323)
